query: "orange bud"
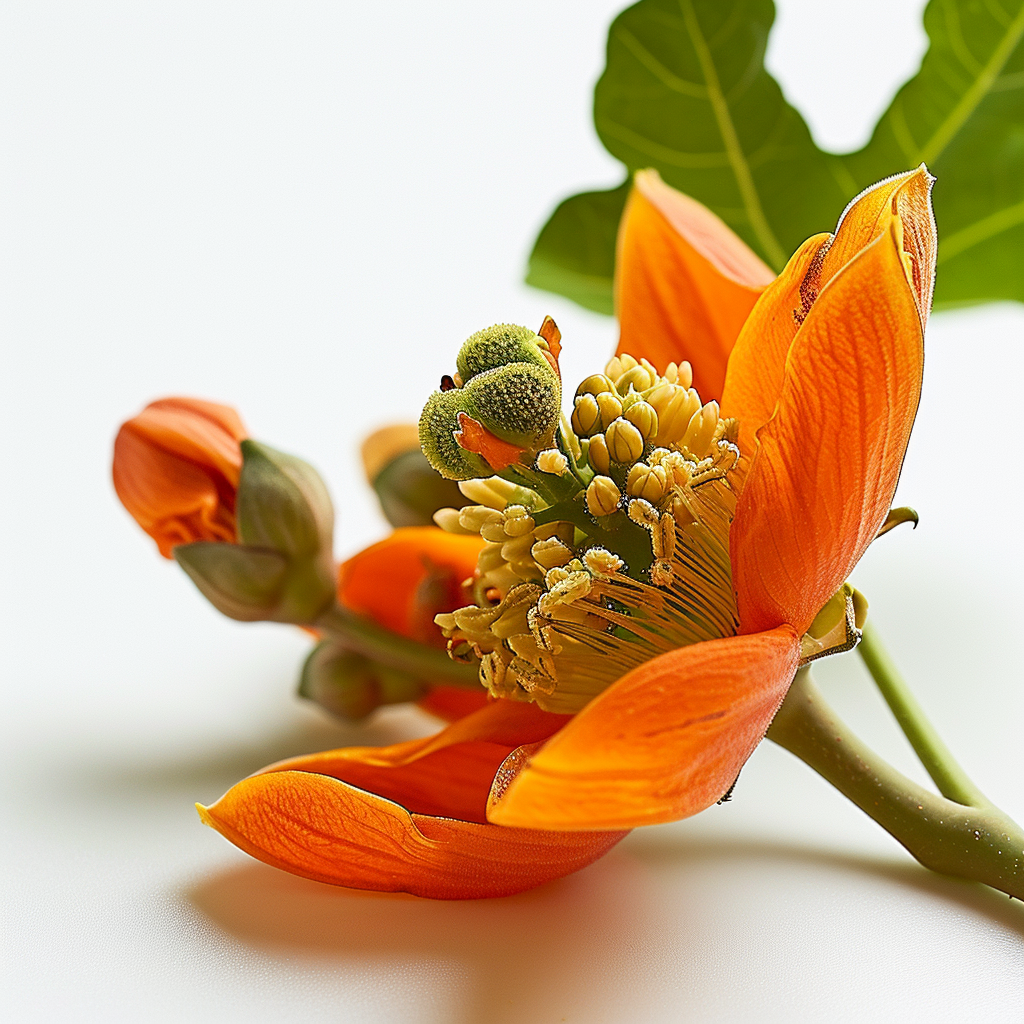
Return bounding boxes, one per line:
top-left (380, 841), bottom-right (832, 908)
top-left (112, 397), bottom-right (248, 558)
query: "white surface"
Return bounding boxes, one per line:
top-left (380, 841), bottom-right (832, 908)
top-left (2, 1), bottom-right (1022, 1021)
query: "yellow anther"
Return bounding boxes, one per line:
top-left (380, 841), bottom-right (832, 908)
top-left (577, 374), bottom-right (616, 397)
top-left (532, 537), bottom-right (574, 569)
top-left (583, 547), bottom-right (624, 577)
top-left (433, 507), bottom-right (473, 534)
top-left (626, 462), bottom-right (668, 503)
top-left (538, 571), bottom-right (592, 615)
top-left (682, 401), bottom-right (720, 456)
top-left (536, 448), bottom-right (569, 475)
top-left (604, 353), bottom-right (637, 380)
top-left (605, 417), bottom-right (645, 463)
top-left (571, 394), bottom-right (602, 436)
top-left (544, 566), bottom-right (571, 588)
top-left (587, 433), bottom-right (611, 475)
top-left (480, 521), bottom-right (508, 543)
top-left (596, 392), bottom-right (624, 428)
top-left (615, 364), bottom-right (655, 393)
top-left (458, 505), bottom-right (504, 531)
top-left (503, 505), bottom-right (535, 536)
top-left (586, 475), bottom-right (621, 516)
top-left (627, 498), bottom-right (660, 529)
top-left (623, 400), bottom-right (659, 441)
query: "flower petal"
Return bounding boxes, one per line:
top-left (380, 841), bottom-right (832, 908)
top-left (820, 166), bottom-right (936, 325)
top-left (199, 773), bottom-right (625, 899)
top-left (337, 527), bottom-right (483, 644)
top-left (731, 222), bottom-right (926, 636)
top-left (615, 170), bottom-right (774, 400)
top-left (259, 697), bottom-right (569, 823)
top-left (416, 685), bottom-right (490, 722)
top-left (720, 233), bottom-right (832, 457)
top-left (198, 698), bottom-right (621, 899)
top-left (486, 627), bottom-right (800, 830)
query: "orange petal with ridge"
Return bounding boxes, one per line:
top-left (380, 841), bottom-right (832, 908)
top-left (198, 698), bottom-right (622, 899)
top-left (112, 397), bottom-right (248, 557)
top-left (731, 223), bottom-right (926, 637)
top-left (720, 233), bottom-right (832, 458)
top-left (819, 166), bottom-right (936, 325)
top-left (337, 527), bottom-right (483, 645)
top-left (199, 774), bottom-right (625, 899)
top-left (615, 170), bottom-right (775, 401)
top-left (486, 626), bottom-right (800, 830)
top-left (417, 685), bottom-right (490, 721)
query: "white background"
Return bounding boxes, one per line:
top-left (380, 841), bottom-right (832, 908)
top-left (2, 1), bottom-right (1022, 1021)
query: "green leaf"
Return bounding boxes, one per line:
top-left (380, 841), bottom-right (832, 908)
top-left (840, 0), bottom-right (1024, 308)
top-left (525, 183), bottom-right (629, 315)
top-left (528, 0), bottom-right (1024, 312)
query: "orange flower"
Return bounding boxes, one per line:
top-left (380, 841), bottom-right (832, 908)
top-left (113, 398), bottom-right (248, 557)
top-left (200, 167), bottom-right (935, 897)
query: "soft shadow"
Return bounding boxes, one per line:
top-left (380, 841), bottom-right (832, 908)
top-left (76, 706), bottom-right (435, 801)
top-left (628, 830), bottom-right (1024, 939)
top-left (186, 833), bottom-right (1023, 1024)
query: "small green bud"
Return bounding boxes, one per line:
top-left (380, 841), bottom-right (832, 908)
top-left (299, 641), bottom-right (427, 721)
top-left (419, 388), bottom-right (492, 481)
top-left (457, 323), bottom-right (550, 382)
top-left (463, 362), bottom-right (561, 447)
top-left (174, 542), bottom-right (289, 621)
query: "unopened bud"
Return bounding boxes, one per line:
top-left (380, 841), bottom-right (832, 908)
top-left (605, 417), bottom-right (645, 463)
top-left (586, 475), bottom-right (621, 516)
top-left (682, 401), bottom-right (720, 456)
top-left (616, 364), bottom-right (655, 392)
top-left (626, 462), bottom-right (668, 503)
top-left (624, 400), bottom-right (659, 440)
top-left (587, 433), bottom-right (611, 475)
top-left (577, 373), bottom-right (616, 397)
top-left (596, 392), bottom-right (624, 428)
top-left (571, 393), bottom-right (602, 436)
top-left (604, 354), bottom-right (637, 379)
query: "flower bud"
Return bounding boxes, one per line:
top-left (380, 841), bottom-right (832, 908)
top-left (586, 475), bottom-right (621, 516)
top-left (586, 433), bottom-right (610, 475)
top-left (682, 401), bottom-right (720, 456)
top-left (605, 417), bottom-right (645, 463)
top-left (615, 363), bottom-right (655, 393)
top-left (112, 397), bottom-right (247, 557)
top-left (299, 641), bottom-right (426, 721)
top-left (596, 391), bottom-right (624, 428)
top-left (571, 394), bottom-right (601, 436)
top-left (626, 462), bottom-right (668, 503)
top-left (623, 400), bottom-right (659, 441)
top-left (576, 374), bottom-right (616, 397)
top-left (456, 323), bottom-right (551, 382)
top-left (361, 424), bottom-right (468, 528)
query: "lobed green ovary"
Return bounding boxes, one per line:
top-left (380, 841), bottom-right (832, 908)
top-left (457, 323), bottom-right (551, 382)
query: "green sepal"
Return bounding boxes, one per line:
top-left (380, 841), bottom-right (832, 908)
top-left (174, 542), bottom-right (289, 622)
top-left (372, 448), bottom-right (468, 528)
top-left (299, 640), bottom-right (428, 721)
top-left (236, 440), bottom-right (334, 559)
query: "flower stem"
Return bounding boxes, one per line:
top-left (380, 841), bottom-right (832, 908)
top-left (314, 604), bottom-right (482, 689)
top-left (857, 624), bottom-right (990, 808)
top-left (767, 668), bottom-right (1024, 900)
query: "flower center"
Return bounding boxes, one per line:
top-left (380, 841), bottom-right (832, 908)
top-left (433, 352), bottom-right (743, 714)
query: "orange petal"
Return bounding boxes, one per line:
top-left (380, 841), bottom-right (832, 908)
top-left (198, 697), bottom-right (620, 899)
top-left (454, 412), bottom-right (525, 472)
top-left (486, 627), bottom-right (800, 830)
top-left (261, 697), bottom-right (569, 823)
top-left (720, 233), bottom-right (832, 457)
top-left (337, 527), bottom-right (483, 645)
top-left (819, 167), bottom-right (936, 325)
top-left (615, 169), bottom-right (775, 400)
top-left (199, 772), bottom-right (625, 899)
top-left (731, 222), bottom-right (926, 637)
top-left (112, 397), bottom-right (248, 557)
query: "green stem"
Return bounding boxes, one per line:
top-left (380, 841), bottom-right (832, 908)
top-left (767, 669), bottom-right (1024, 900)
top-left (314, 604), bottom-right (481, 689)
top-left (858, 625), bottom-right (990, 808)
